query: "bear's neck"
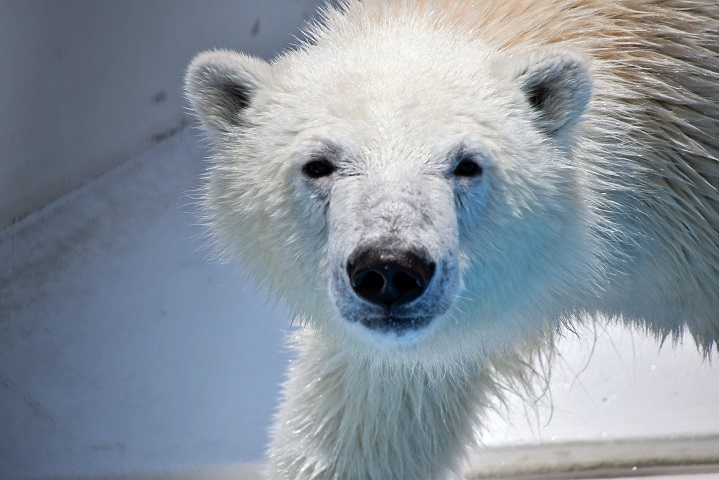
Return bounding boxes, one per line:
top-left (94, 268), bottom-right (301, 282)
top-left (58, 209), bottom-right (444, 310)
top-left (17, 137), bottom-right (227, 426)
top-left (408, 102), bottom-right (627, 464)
top-left (268, 328), bottom-right (491, 480)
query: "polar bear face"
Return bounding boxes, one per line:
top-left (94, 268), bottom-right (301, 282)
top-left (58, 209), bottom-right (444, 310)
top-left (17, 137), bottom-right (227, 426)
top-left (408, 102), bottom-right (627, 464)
top-left (186, 27), bottom-right (595, 364)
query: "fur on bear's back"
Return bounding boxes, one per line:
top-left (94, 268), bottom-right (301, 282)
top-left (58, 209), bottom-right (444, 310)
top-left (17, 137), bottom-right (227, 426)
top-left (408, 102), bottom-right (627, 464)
top-left (315, 0), bottom-right (719, 345)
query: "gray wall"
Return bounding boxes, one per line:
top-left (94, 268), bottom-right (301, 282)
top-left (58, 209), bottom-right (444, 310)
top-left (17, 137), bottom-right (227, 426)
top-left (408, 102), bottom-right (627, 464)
top-left (0, 0), bottom-right (323, 230)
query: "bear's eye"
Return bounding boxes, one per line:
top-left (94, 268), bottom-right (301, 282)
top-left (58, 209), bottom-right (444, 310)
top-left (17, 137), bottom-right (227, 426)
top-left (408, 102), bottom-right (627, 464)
top-left (302, 158), bottom-right (336, 179)
top-left (453, 157), bottom-right (483, 178)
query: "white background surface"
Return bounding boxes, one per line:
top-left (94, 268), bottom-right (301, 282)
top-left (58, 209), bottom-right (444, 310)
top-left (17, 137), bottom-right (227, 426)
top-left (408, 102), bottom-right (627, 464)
top-left (1, 2), bottom-right (717, 478)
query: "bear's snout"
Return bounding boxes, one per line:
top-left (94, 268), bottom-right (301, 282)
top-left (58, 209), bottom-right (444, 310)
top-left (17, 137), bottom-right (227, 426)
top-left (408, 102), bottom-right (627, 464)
top-left (347, 244), bottom-right (436, 314)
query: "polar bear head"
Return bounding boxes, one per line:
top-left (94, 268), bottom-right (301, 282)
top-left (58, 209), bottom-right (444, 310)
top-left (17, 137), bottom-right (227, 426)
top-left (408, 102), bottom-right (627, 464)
top-left (185, 19), bottom-right (597, 365)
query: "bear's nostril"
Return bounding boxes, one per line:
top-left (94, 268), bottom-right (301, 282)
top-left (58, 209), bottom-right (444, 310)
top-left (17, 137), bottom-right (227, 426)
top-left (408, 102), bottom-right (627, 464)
top-left (353, 270), bottom-right (386, 294)
top-left (392, 271), bottom-right (421, 295)
top-left (347, 246), bottom-right (435, 310)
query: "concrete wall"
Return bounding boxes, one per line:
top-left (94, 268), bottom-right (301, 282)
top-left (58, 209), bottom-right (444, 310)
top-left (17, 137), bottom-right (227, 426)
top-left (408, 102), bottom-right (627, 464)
top-left (0, 0), bottom-right (323, 230)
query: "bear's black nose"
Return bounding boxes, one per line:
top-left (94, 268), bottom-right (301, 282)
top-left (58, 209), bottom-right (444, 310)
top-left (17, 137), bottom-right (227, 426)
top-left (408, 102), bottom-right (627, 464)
top-left (347, 246), bottom-right (435, 310)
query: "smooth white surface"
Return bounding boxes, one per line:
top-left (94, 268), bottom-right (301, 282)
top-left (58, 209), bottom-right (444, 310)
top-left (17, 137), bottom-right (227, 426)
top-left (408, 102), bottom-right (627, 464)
top-left (479, 323), bottom-right (719, 447)
top-left (1, 127), bottom-right (717, 478)
top-left (0, 0), bottom-right (322, 229)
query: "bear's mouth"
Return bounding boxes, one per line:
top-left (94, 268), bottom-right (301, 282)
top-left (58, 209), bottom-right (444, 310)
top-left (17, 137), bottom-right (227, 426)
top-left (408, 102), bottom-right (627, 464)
top-left (358, 315), bottom-right (433, 334)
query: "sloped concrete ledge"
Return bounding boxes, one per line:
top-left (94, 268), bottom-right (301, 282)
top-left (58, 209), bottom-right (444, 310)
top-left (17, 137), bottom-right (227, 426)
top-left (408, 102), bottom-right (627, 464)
top-left (466, 434), bottom-right (719, 479)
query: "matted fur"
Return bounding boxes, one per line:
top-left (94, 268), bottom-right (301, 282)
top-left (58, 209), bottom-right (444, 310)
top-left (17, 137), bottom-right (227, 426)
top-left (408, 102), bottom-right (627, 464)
top-left (185, 1), bottom-right (719, 479)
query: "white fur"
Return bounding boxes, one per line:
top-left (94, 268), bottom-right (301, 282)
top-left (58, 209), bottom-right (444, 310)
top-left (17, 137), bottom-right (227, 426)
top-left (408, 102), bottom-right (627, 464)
top-left (185, 1), bottom-right (719, 478)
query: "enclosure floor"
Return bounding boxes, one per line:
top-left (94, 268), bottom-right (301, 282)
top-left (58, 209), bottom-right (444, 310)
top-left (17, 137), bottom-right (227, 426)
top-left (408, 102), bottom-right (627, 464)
top-left (1, 127), bottom-right (718, 479)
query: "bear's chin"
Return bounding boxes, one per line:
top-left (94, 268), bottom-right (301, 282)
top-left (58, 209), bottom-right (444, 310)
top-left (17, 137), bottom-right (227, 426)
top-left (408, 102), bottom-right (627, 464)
top-left (357, 314), bottom-right (433, 334)
top-left (346, 324), bottom-right (436, 350)
top-left (336, 310), bottom-right (453, 352)
top-left (334, 299), bottom-right (455, 348)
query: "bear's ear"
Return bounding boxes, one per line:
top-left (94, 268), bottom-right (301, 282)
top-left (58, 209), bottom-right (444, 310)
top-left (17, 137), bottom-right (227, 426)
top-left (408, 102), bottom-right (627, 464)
top-left (510, 47), bottom-right (592, 136)
top-left (184, 49), bottom-right (272, 134)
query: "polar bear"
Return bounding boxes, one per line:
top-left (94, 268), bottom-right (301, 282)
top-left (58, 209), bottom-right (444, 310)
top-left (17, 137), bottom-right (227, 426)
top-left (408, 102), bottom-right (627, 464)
top-left (185, 0), bottom-right (719, 478)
